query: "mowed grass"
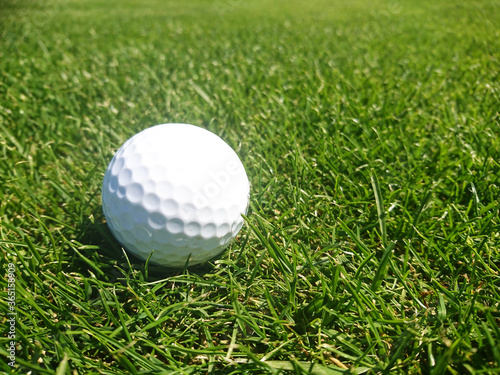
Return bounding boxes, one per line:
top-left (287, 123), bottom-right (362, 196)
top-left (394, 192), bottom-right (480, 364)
top-left (1, 0), bottom-right (499, 373)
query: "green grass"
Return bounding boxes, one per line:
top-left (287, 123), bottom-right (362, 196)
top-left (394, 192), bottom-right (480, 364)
top-left (1, 0), bottom-right (499, 373)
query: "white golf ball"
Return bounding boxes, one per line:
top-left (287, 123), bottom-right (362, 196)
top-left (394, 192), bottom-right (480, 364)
top-left (102, 123), bottom-right (250, 267)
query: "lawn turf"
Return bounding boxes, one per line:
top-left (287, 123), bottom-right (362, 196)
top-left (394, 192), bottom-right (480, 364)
top-left (1, 0), bottom-right (499, 373)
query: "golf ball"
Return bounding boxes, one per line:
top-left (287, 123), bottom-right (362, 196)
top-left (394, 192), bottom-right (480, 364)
top-left (102, 123), bottom-right (250, 267)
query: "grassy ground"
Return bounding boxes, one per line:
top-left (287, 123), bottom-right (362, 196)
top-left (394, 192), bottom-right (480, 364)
top-left (1, 0), bottom-right (499, 373)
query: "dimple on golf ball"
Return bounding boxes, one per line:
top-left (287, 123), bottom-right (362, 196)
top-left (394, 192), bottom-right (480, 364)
top-left (102, 123), bottom-right (250, 267)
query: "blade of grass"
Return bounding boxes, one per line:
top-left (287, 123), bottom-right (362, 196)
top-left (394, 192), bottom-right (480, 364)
top-left (370, 241), bottom-right (396, 292)
top-left (371, 169), bottom-right (387, 246)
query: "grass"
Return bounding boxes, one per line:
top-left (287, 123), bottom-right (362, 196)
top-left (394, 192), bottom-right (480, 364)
top-left (1, 0), bottom-right (499, 373)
